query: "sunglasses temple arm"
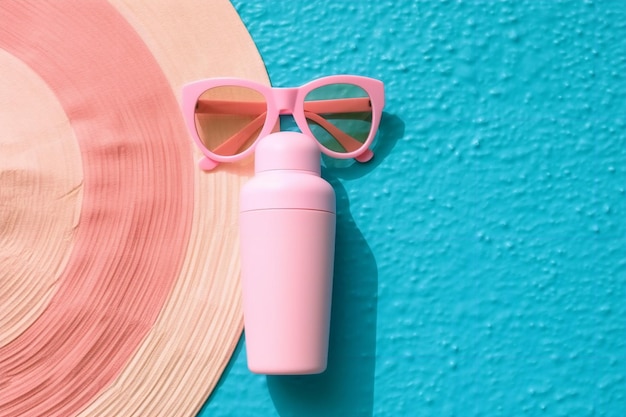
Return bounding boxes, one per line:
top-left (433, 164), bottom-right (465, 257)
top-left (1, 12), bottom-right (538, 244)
top-left (303, 97), bottom-right (371, 114)
top-left (196, 99), bottom-right (266, 115)
top-left (355, 149), bottom-right (374, 163)
top-left (198, 113), bottom-right (267, 171)
top-left (303, 111), bottom-right (373, 162)
top-left (211, 112), bottom-right (267, 156)
top-left (199, 156), bottom-right (219, 171)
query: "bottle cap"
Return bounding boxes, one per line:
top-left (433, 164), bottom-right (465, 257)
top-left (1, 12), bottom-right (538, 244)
top-left (255, 132), bottom-right (321, 175)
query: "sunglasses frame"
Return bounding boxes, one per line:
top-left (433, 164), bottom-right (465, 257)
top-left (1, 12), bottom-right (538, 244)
top-left (181, 75), bottom-right (385, 169)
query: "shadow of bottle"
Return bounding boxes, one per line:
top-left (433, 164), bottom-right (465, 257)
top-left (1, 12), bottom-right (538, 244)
top-left (266, 176), bottom-right (378, 417)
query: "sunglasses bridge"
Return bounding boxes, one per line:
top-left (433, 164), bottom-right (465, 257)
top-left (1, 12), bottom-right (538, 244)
top-left (273, 87), bottom-right (300, 115)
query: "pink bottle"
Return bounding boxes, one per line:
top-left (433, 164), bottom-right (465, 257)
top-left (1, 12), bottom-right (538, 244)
top-left (239, 131), bottom-right (336, 374)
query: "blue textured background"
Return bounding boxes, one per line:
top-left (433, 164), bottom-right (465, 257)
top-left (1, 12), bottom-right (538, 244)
top-left (199, 1), bottom-right (626, 416)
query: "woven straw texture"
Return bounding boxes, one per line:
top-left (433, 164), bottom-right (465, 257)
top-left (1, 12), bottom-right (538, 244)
top-left (0, 1), bottom-right (267, 416)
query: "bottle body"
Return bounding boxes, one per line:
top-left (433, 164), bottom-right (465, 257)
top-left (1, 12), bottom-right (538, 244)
top-left (240, 207), bottom-right (335, 374)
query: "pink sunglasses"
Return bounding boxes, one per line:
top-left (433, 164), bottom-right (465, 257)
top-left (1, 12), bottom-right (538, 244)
top-left (181, 75), bottom-right (385, 170)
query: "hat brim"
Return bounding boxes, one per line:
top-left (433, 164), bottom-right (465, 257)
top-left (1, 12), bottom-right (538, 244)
top-left (0, 1), bottom-right (267, 415)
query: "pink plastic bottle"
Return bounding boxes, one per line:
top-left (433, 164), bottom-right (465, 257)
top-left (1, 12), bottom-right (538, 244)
top-left (239, 131), bottom-right (336, 374)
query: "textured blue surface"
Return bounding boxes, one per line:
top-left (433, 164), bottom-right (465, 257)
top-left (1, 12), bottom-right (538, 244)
top-left (199, 1), bottom-right (626, 416)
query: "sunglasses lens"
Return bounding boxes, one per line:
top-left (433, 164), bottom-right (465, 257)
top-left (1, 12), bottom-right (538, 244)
top-left (304, 83), bottom-right (373, 155)
top-left (194, 86), bottom-right (267, 156)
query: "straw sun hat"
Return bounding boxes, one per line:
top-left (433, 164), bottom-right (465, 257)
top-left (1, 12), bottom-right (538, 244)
top-left (0, 1), bottom-right (266, 415)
